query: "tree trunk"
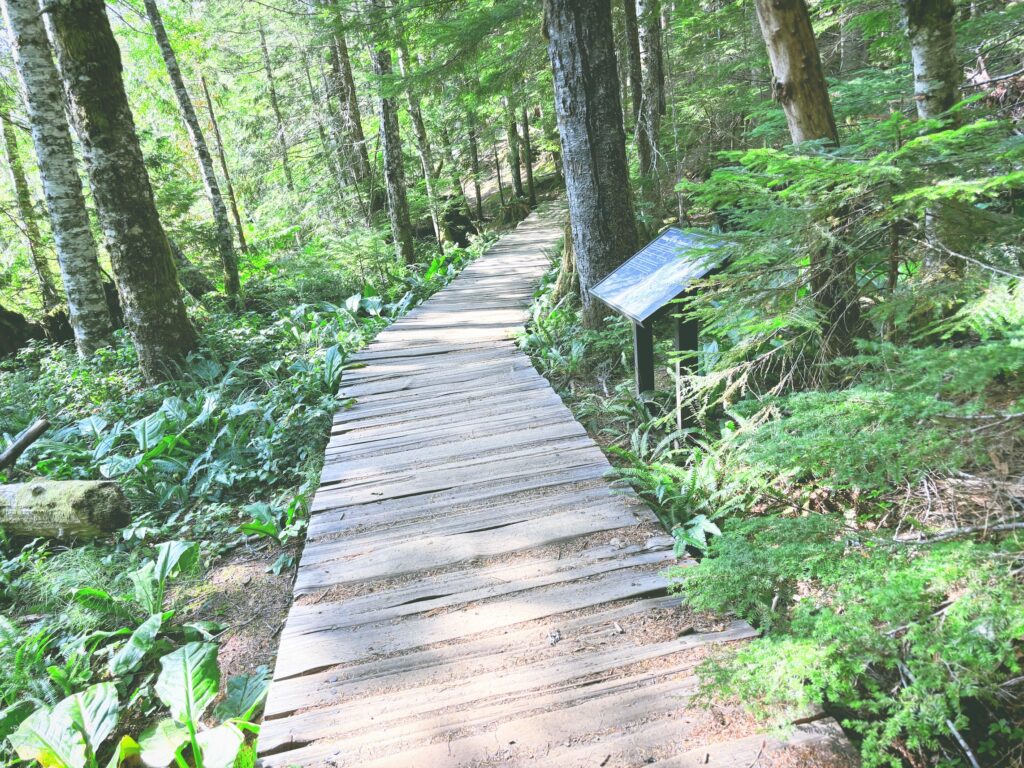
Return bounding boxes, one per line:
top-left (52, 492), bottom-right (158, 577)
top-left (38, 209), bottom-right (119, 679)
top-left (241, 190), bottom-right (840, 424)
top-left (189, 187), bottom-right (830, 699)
top-left (0, 480), bottom-right (130, 540)
top-left (754, 0), bottom-right (857, 351)
top-left (396, 30), bottom-right (442, 251)
top-left (493, 140), bottom-right (506, 207)
top-left (2, 0), bottom-right (113, 355)
top-left (49, 0), bottom-right (197, 383)
top-left (754, 0), bottom-right (839, 145)
top-left (144, 0), bottom-right (239, 304)
top-left (544, 0), bottom-right (638, 329)
top-left (258, 22), bottom-right (294, 193)
top-left (439, 121), bottom-right (470, 216)
top-left (168, 238), bottom-right (216, 300)
top-left (622, 0), bottom-right (643, 126)
top-left (467, 113), bottom-right (484, 221)
top-left (200, 75), bottom-right (248, 254)
top-left (839, 16), bottom-right (866, 74)
top-left (505, 98), bottom-right (525, 198)
top-left (520, 104), bottom-right (537, 207)
top-left (301, 47), bottom-right (347, 197)
top-left (324, 11), bottom-right (372, 186)
top-left (0, 106), bottom-right (60, 311)
top-left (900, 0), bottom-right (963, 277)
top-left (369, 3), bottom-right (415, 265)
top-left (901, 0), bottom-right (960, 121)
top-left (636, 0), bottom-right (664, 175)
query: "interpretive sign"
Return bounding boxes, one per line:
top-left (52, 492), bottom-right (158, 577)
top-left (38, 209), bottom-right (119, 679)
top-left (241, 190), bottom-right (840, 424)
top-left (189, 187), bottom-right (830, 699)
top-left (589, 229), bottom-right (723, 399)
top-left (590, 228), bottom-right (720, 324)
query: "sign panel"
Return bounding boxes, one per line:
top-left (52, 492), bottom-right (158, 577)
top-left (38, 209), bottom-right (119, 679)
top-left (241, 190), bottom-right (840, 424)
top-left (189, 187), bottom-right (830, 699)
top-left (590, 228), bottom-right (721, 324)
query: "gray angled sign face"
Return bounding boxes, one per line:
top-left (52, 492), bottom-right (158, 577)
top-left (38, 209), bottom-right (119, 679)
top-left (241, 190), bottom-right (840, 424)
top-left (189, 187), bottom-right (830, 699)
top-left (590, 228), bottom-right (722, 324)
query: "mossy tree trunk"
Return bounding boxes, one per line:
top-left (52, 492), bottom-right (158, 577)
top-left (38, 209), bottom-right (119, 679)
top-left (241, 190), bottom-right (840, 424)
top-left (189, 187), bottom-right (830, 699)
top-left (48, 0), bottom-right (197, 382)
top-left (0, 480), bottom-right (130, 540)
top-left (505, 97), bottom-right (525, 199)
top-left (544, 0), bottom-right (639, 329)
top-left (520, 105), bottom-right (537, 207)
top-left (2, 0), bottom-right (113, 355)
top-left (143, 0), bottom-right (239, 305)
top-left (467, 111), bottom-right (484, 221)
top-left (636, 0), bottom-right (664, 175)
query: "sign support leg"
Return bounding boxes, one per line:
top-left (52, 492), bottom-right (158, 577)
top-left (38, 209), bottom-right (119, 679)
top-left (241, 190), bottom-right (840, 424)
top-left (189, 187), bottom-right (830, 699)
top-left (633, 321), bottom-right (655, 395)
top-left (675, 313), bottom-right (699, 428)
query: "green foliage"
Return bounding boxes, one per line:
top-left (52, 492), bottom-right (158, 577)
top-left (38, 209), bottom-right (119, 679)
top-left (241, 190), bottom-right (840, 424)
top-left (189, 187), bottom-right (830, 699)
top-left (672, 518), bottom-right (1024, 766)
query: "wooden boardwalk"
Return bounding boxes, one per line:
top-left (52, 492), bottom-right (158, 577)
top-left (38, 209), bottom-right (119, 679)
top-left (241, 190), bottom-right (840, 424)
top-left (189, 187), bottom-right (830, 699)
top-left (258, 207), bottom-right (855, 767)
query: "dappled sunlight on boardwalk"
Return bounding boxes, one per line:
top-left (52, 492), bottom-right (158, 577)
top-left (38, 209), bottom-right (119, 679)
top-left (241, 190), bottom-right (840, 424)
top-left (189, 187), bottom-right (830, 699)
top-left (257, 207), bottom-right (855, 767)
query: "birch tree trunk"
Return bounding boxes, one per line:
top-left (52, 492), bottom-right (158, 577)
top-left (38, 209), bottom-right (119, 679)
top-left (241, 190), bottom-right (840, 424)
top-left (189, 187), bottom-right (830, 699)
top-left (258, 22), bottom-right (295, 193)
top-left (0, 104), bottom-right (60, 311)
top-left (544, 0), bottom-right (638, 328)
top-left (504, 98), bottom-right (525, 199)
top-left (520, 105), bottom-right (537, 207)
top-left (900, 0), bottom-right (960, 121)
top-left (622, 0), bottom-right (643, 126)
top-left (753, 0), bottom-right (839, 145)
top-left (48, 0), bottom-right (197, 382)
top-left (2, 0), bottom-right (113, 355)
top-left (200, 74), bottom-right (248, 254)
top-left (900, 0), bottom-right (963, 277)
top-left (144, 0), bottom-right (239, 304)
top-left (369, 4), bottom-right (415, 265)
top-left (636, 0), bottom-right (664, 175)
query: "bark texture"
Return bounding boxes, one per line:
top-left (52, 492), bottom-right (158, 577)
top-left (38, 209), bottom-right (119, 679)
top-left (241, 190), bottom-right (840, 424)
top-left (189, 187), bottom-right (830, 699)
top-left (2, 0), bottom-right (113, 355)
top-left (636, 0), bottom-right (664, 174)
top-left (369, 5), bottom-right (415, 265)
top-left (467, 112), bottom-right (484, 221)
top-left (144, 0), bottom-right (239, 302)
top-left (322, 4), bottom-right (371, 185)
top-left (900, 0), bottom-right (961, 120)
top-left (49, 0), bottom-right (197, 381)
top-left (0, 480), bottom-right (130, 540)
top-left (200, 75), bottom-right (248, 253)
top-left (544, 0), bottom-right (638, 328)
top-left (754, 0), bottom-right (839, 144)
top-left (0, 104), bottom-right (60, 310)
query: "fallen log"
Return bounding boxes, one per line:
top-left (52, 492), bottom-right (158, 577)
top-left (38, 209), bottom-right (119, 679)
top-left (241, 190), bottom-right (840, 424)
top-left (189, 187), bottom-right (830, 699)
top-left (0, 480), bottom-right (131, 540)
top-left (0, 418), bottom-right (49, 469)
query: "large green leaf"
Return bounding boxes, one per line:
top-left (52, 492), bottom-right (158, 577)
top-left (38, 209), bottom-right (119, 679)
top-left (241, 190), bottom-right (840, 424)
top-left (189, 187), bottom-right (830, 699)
top-left (109, 614), bottom-right (163, 677)
top-left (155, 642), bottom-right (220, 726)
top-left (138, 719), bottom-right (188, 768)
top-left (154, 541), bottom-right (199, 591)
top-left (54, 683), bottom-right (119, 761)
top-left (103, 735), bottom-right (140, 768)
top-left (0, 700), bottom-right (34, 742)
top-left (213, 667), bottom-right (271, 723)
top-left (195, 723), bottom-right (244, 768)
top-left (8, 705), bottom-right (87, 768)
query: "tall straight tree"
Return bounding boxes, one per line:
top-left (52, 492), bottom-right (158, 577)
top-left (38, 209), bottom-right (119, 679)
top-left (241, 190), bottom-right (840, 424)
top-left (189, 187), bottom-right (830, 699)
top-left (0, 97), bottom-right (59, 311)
top-left (144, 0), bottom-right (239, 304)
top-left (466, 111), bottom-right (484, 222)
top-left (504, 97), bottom-right (525, 198)
top-left (395, 22), bottom-right (442, 249)
top-left (900, 0), bottom-right (963, 277)
top-left (369, 0), bottom-right (414, 264)
top-left (48, 0), bottom-right (197, 381)
top-left (754, 0), bottom-right (839, 145)
top-left (2, 0), bottom-right (112, 354)
top-left (201, 74), bottom-right (248, 253)
top-left (520, 104), bottom-right (537, 206)
top-left (258, 21), bottom-right (295, 193)
top-left (622, 0), bottom-right (643, 126)
top-left (755, 0), bottom-right (857, 348)
top-left (544, 0), bottom-right (638, 328)
top-left (635, 0), bottom-right (664, 175)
